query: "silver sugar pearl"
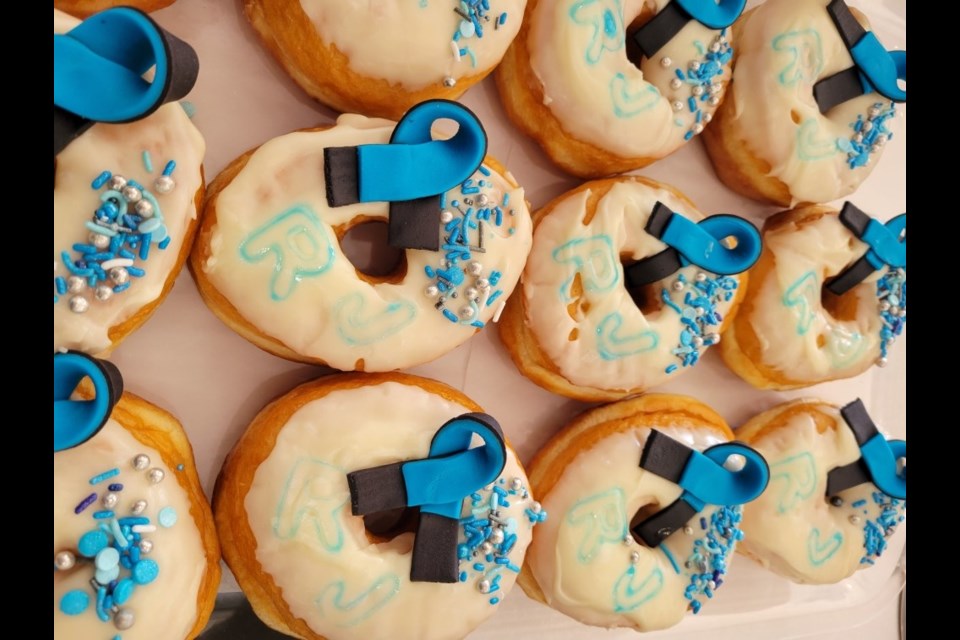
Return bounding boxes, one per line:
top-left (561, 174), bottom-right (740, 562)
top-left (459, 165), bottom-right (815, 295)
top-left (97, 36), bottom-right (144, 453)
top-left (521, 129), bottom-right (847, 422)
top-left (464, 287), bottom-right (479, 300)
top-left (705, 332), bottom-right (721, 345)
top-left (672, 100), bottom-right (684, 112)
top-left (108, 175), bottom-right (128, 191)
top-left (139, 539), bottom-right (153, 554)
top-left (459, 305), bottom-right (476, 320)
top-left (95, 285), bottom-right (113, 302)
top-left (480, 541), bottom-right (493, 554)
top-left (708, 580), bottom-right (717, 590)
top-left (868, 106), bottom-right (881, 118)
top-left (154, 175), bottom-right (175, 194)
top-left (476, 193), bottom-right (489, 207)
top-left (424, 285), bottom-right (439, 298)
top-left (897, 457), bottom-right (906, 476)
top-left (132, 499), bottom-right (148, 515)
top-left (853, 133), bottom-right (864, 143)
top-left (467, 261), bottom-right (483, 276)
top-left (102, 493), bottom-right (119, 509)
top-left (135, 199), bottom-right (154, 218)
top-left (55, 550), bottom-right (76, 571)
top-left (696, 307), bottom-right (706, 317)
top-left (477, 579), bottom-right (491, 593)
top-left (830, 496), bottom-right (844, 507)
top-left (710, 82), bottom-right (723, 95)
top-left (670, 78), bottom-right (683, 90)
top-left (875, 135), bottom-right (887, 147)
top-left (67, 275), bottom-right (86, 293)
top-left (689, 61), bottom-right (701, 71)
top-left (69, 296), bottom-right (89, 314)
top-left (114, 608), bottom-right (135, 630)
top-left (510, 477), bottom-right (523, 491)
top-left (110, 267), bottom-right (130, 285)
top-left (710, 42), bottom-right (721, 53)
top-left (623, 535), bottom-right (633, 546)
top-left (862, 120), bottom-right (873, 132)
top-left (629, 551), bottom-right (641, 564)
top-left (660, 56), bottom-right (672, 68)
top-left (849, 515), bottom-right (861, 525)
top-left (148, 468), bottom-right (165, 484)
top-left (90, 233), bottom-right (111, 249)
top-left (876, 356), bottom-right (888, 368)
top-left (476, 278), bottom-right (490, 291)
top-left (889, 305), bottom-right (901, 316)
top-left (443, 76), bottom-right (457, 88)
top-left (672, 280), bottom-right (685, 291)
top-left (121, 185), bottom-right (142, 203)
top-left (692, 123), bottom-right (704, 135)
top-left (530, 501), bottom-right (542, 514)
top-left (692, 335), bottom-right (704, 348)
top-left (695, 272), bottom-right (707, 282)
top-left (709, 96), bottom-right (720, 106)
top-left (489, 528), bottom-right (505, 545)
top-left (879, 300), bottom-right (891, 312)
top-left (703, 112), bottom-right (713, 123)
top-left (693, 85), bottom-right (705, 97)
top-left (683, 526), bottom-right (694, 535)
top-left (133, 454), bottom-right (150, 470)
top-left (440, 210), bottom-right (454, 224)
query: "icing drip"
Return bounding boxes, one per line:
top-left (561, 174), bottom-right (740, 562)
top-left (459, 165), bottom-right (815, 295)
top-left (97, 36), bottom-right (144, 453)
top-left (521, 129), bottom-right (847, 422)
top-left (838, 101), bottom-right (896, 169)
top-left (659, 272), bottom-right (737, 373)
top-left (876, 268), bottom-right (905, 364)
top-left (680, 505), bottom-right (743, 614)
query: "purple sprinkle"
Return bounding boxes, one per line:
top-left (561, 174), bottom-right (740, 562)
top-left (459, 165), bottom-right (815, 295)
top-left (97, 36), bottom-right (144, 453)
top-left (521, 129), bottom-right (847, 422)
top-left (108, 484), bottom-right (123, 492)
top-left (75, 493), bottom-right (98, 514)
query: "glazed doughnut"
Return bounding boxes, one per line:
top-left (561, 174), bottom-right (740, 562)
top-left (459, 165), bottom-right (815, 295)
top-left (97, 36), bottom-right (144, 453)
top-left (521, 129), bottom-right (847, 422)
top-left (55, 1), bottom-right (176, 19)
top-left (702, 0), bottom-right (906, 205)
top-left (520, 394), bottom-right (769, 631)
top-left (215, 372), bottom-right (544, 640)
top-left (497, 0), bottom-right (744, 178)
top-left (191, 101), bottom-right (532, 372)
top-left (738, 399), bottom-right (906, 584)
top-left (499, 176), bottom-right (760, 401)
top-left (720, 202), bottom-right (906, 390)
top-left (53, 352), bottom-right (220, 639)
top-left (53, 8), bottom-right (205, 355)
top-left (243, 0), bottom-right (526, 120)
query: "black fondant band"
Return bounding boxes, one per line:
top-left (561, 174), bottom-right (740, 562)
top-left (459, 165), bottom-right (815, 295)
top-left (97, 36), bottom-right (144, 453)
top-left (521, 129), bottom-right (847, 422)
top-left (824, 203), bottom-right (875, 294)
top-left (410, 513), bottom-right (460, 583)
top-left (347, 462), bottom-right (408, 515)
top-left (323, 147), bottom-right (361, 207)
top-left (632, 2), bottom-right (690, 59)
top-left (632, 498), bottom-right (698, 547)
top-left (624, 250), bottom-right (684, 289)
top-left (826, 459), bottom-right (871, 498)
top-left (827, 0), bottom-right (866, 49)
top-left (813, 68), bottom-right (866, 114)
top-left (389, 196), bottom-right (442, 251)
top-left (839, 398), bottom-right (879, 446)
top-left (639, 429), bottom-right (693, 484)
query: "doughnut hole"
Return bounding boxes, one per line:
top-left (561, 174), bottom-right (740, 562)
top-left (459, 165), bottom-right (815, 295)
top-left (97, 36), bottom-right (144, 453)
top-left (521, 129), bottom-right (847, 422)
top-left (628, 499), bottom-right (663, 547)
top-left (362, 506), bottom-right (420, 547)
top-left (336, 216), bottom-right (408, 284)
top-left (623, 4), bottom-right (659, 69)
top-left (621, 252), bottom-right (666, 316)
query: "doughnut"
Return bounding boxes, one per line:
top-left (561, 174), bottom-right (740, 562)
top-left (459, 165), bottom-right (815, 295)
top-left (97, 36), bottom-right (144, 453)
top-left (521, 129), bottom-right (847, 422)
top-left (243, 0), bottom-right (526, 120)
top-left (214, 372), bottom-right (545, 640)
top-left (702, 0), bottom-right (907, 205)
top-left (55, 1), bottom-right (176, 19)
top-left (54, 351), bottom-right (220, 639)
top-left (499, 176), bottom-right (760, 401)
top-left (720, 202), bottom-right (906, 390)
top-left (496, 0), bottom-right (745, 178)
top-left (738, 398), bottom-right (906, 584)
top-left (191, 100), bottom-right (532, 372)
top-left (520, 394), bottom-right (769, 631)
top-left (54, 8), bottom-right (205, 355)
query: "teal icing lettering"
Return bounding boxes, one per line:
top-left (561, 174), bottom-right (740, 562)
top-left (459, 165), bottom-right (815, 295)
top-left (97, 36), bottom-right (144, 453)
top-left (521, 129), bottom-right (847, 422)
top-left (824, 325), bottom-right (866, 367)
top-left (782, 270), bottom-right (818, 335)
top-left (566, 488), bottom-right (628, 563)
top-left (807, 528), bottom-right (843, 567)
top-left (239, 205), bottom-right (335, 301)
top-left (772, 29), bottom-right (824, 86)
top-left (274, 458), bottom-right (348, 553)
top-left (334, 292), bottom-right (416, 346)
top-left (315, 574), bottom-right (400, 627)
top-left (570, 0), bottom-right (625, 64)
top-left (553, 235), bottom-right (619, 302)
top-left (796, 119), bottom-right (841, 161)
top-left (613, 565), bottom-right (664, 612)
top-left (596, 312), bottom-right (659, 360)
top-left (769, 452), bottom-right (817, 513)
top-left (610, 73), bottom-right (661, 118)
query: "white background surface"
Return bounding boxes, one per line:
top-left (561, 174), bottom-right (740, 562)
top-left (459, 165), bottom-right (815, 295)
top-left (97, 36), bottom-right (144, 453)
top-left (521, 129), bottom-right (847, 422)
top-left (102, 1), bottom-right (907, 638)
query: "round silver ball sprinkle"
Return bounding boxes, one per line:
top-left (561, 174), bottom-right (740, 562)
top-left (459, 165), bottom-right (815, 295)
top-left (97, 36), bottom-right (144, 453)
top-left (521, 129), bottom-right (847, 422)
top-left (90, 233), bottom-right (111, 249)
top-left (102, 493), bottom-right (119, 509)
top-left (67, 276), bottom-right (86, 293)
top-left (879, 300), bottom-right (891, 312)
top-left (467, 261), bottom-right (483, 276)
top-left (629, 550), bottom-right (641, 564)
top-left (95, 285), bottom-right (113, 302)
top-left (672, 280), bottom-right (685, 292)
top-left (114, 608), bottom-right (135, 630)
top-left (510, 477), bottom-right (523, 491)
top-left (710, 82), bottom-right (723, 95)
top-left (670, 78), bottom-right (683, 90)
top-left (459, 305), bottom-right (476, 320)
top-left (464, 287), bottom-right (479, 300)
top-left (489, 528), bottom-right (505, 544)
top-left (110, 267), bottom-right (130, 285)
top-left (703, 112), bottom-right (713, 123)
top-left (710, 41), bottom-right (721, 53)
top-left (862, 120), bottom-right (873, 132)
top-left (660, 56), bottom-right (672, 68)
top-left (695, 272), bottom-right (707, 283)
top-left (875, 136), bottom-right (887, 147)
top-left (424, 285), bottom-right (439, 298)
top-left (139, 539), bottom-right (153, 554)
top-left (690, 61), bottom-right (701, 71)
top-left (477, 579), bottom-right (491, 593)
top-left (154, 175), bottom-right (175, 194)
top-left (849, 515), bottom-right (861, 525)
top-left (135, 199), bottom-right (154, 218)
top-left (889, 305), bottom-right (901, 317)
top-left (55, 550), bottom-right (76, 571)
top-left (440, 210), bottom-right (454, 224)
top-left (476, 278), bottom-right (490, 291)
top-left (693, 85), bottom-right (705, 97)
top-left (69, 296), bottom-right (89, 314)
top-left (476, 193), bottom-right (489, 207)
top-left (531, 501), bottom-right (542, 514)
top-left (692, 123), bottom-right (704, 135)
top-left (692, 335), bottom-right (704, 348)
top-left (672, 100), bottom-right (684, 112)
top-left (876, 356), bottom-right (888, 368)
top-left (705, 333), bottom-right (721, 345)
top-left (683, 526), bottom-right (694, 535)
top-left (853, 133), bottom-right (864, 144)
top-left (709, 96), bottom-right (720, 106)
top-left (133, 454), bottom-right (150, 470)
top-left (148, 468), bottom-right (165, 484)
top-left (108, 175), bottom-right (128, 191)
top-left (443, 76), bottom-right (457, 88)
top-left (121, 185), bottom-right (142, 203)
top-left (480, 541), bottom-right (493, 554)
top-left (132, 499), bottom-right (148, 515)
top-left (830, 496), bottom-right (844, 507)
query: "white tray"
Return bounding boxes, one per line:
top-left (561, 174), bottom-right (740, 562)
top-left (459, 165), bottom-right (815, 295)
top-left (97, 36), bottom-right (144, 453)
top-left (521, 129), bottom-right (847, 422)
top-left (106, 1), bottom-right (907, 638)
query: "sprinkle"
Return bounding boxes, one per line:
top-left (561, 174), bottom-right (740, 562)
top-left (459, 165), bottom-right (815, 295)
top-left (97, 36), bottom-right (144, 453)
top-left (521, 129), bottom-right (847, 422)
top-left (142, 150), bottom-right (154, 173)
top-left (158, 236), bottom-right (171, 250)
top-left (99, 258), bottom-right (134, 271)
top-left (111, 518), bottom-right (129, 549)
top-left (89, 468), bottom-right (120, 485)
top-left (176, 464), bottom-right (184, 471)
top-left (489, 597), bottom-right (500, 605)
top-left (60, 589), bottom-right (90, 615)
top-left (132, 524), bottom-right (157, 533)
top-left (108, 483), bottom-right (124, 492)
top-left (91, 171), bottom-right (112, 189)
top-left (162, 160), bottom-right (177, 176)
top-left (93, 510), bottom-right (115, 520)
top-left (852, 499), bottom-right (867, 508)
top-left (158, 506), bottom-right (178, 528)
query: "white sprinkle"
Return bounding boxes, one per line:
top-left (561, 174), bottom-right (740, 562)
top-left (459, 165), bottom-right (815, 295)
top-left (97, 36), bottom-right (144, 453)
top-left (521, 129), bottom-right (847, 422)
top-left (493, 300), bottom-right (506, 323)
top-left (131, 525), bottom-right (157, 533)
top-left (100, 258), bottom-right (134, 270)
top-left (450, 40), bottom-right (462, 62)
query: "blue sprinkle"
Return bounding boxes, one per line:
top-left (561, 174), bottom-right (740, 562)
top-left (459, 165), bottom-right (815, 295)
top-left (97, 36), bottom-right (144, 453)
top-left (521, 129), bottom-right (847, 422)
top-left (89, 468), bottom-right (120, 485)
top-left (486, 290), bottom-right (503, 307)
top-left (127, 266), bottom-right (146, 277)
top-left (157, 236), bottom-right (171, 250)
top-left (443, 309), bottom-right (458, 323)
top-left (60, 590), bottom-right (90, 615)
top-left (163, 160), bottom-right (177, 176)
top-left (113, 579), bottom-right (135, 605)
top-left (93, 510), bottom-right (115, 520)
top-left (142, 150), bottom-right (154, 173)
top-left (91, 171), bottom-right (112, 189)
top-left (490, 597), bottom-right (500, 605)
top-left (55, 277), bottom-right (67, 294)
top-left (114, 282), bottom-right (131, 293)
top-left (688, 97), bottom-right (697, 112)
top-left (95, 587), bottom-right (110, 622)
top-left (852, 499), bottom-right (867, 508)
top-left (459, 571), bottom-right (468, 582)
top-left (473, 562), bottom-right (485, 571)
top-left (158, 506), bottom-right (178, 528)
top-left (132, 559), bottom-right (159, 585)
top-left (479, 165), bottom-right (491, 176)
top-left (118, 517), bottom-right (150, 526)
top-left (665, 364), bottom-right (678, 374)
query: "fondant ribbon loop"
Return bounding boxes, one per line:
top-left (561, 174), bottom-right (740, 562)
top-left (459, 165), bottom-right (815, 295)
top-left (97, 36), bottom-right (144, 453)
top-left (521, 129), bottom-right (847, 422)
top-left (633, 0), bottom-right (745, 59)
top-left (324, 99), bottom-right (488, 251)
top-left (632, 430), bottom-right (769, 547)
top-left (814, 0), bottom-right (906, 113)
top-left (826, 203), bottom-right (906, 296)
top-left (53, 7), bottom-right (200, 158)
top-left (826, 399), bottom-right (906, 500)
top-left (347, 412), bottom-right (506, 582)
top-left (624, 202), bottom-right (762, 289)
top-left (54, 351), bottom-right (123, 453)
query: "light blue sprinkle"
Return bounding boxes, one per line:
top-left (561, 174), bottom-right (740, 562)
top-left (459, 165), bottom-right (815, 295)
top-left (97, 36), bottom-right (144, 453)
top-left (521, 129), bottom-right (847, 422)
top-left (93, 510), bottom-right (114, 520)
top-left (158, 506), bottom-right (178, 528)
top-left (95, 564), bottom-right (120, 585)
top-left (89, 468), bottom-right (120, 485)
top-left (60, 590), bottom-right (89, 615)
top-left (132, 558), bottom-right (159, 585)
top-left (142, 150), bottom-right (154, 173)
top-left (92, 171), bottom-right (112, 189)
top-left (96, 547), bottom-right (120, 571)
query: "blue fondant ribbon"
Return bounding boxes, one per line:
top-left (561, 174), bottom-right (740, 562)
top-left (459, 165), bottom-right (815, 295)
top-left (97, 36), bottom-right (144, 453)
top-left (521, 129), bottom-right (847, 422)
top-left (324, 100), bottom-right (488, 251)
top-left (632, 0), bottom-right (745, 58)
top-left (624, 202), bottom-right (762, 289)
top-left (632, 430), bottom-right (769, 547)
top-left (814, 0), bottom-right (906, 113)
top-left (54, 352), bottom-right (123, 453)
top-left (347, 413), bottom-right (506, 582)
top-left (53, 7), bottom-right (200, 159)
top-left (826, 202), bottom-right (905, 296)
top-left (826, 399), bottom-right (906, 500)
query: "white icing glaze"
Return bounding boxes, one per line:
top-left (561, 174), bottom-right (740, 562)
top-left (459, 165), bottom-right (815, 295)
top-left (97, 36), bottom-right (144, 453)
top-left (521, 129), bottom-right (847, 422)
top-left (202, 114), bottom-right (532, 371)
top-left (298, 0), bottom-right (525, 89)
top-left (243, 381), bottom-right (537, 640)
top-left (728, 0), bottom-right (900, 204)
top-left (522, 180), bottom-right (741, 391)
top-left (739, 211), bottom-right (896, 383)
top-left (740, 404), bottom-right (906, 584)
top-left (53, 10), bottom-right (205, 355)
top-left (528, 424), bottom-right (732, 630)
top-left (528, 0), bottom-right (733, 157)
top-left (54, 419), bottom-right (205, 639)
